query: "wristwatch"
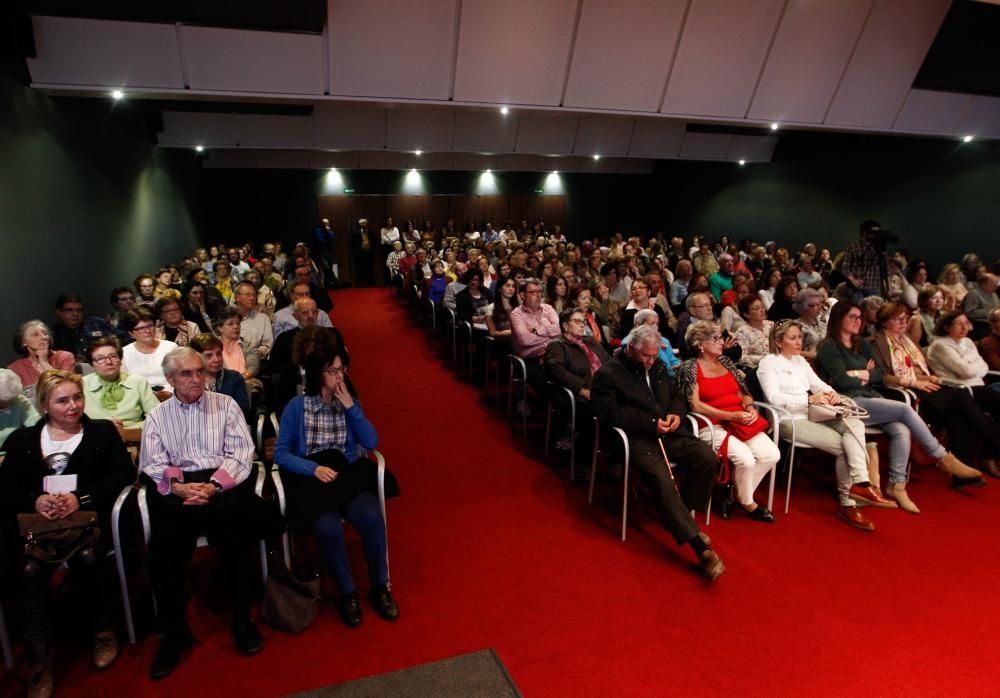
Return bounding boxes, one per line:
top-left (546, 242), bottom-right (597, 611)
top-left (78, 493), bottom-right (92, 507)
top-left (209, 479), bottom-right (225, 495)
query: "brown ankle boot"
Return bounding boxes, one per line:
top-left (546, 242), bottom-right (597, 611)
top-left (94, 630), bottom-right (119, 670)
top-left (887, 482), bottom-right (920, 514)
top-left (866, 444), bottom-right (881, 489)
top-left (27, 664), bottom-right (54, 698)
top-left (938, 452), bottom-right (983, 479)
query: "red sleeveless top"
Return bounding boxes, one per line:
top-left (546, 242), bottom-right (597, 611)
top-left (696, 361), bottom-right (742, 424)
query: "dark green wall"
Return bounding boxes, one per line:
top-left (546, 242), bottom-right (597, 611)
top-left (0, 75), bottom-right (202, 363)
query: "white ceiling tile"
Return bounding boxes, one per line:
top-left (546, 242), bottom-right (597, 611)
top-left (236, 115), bottom-right (315, 148)
top-left (748, 0), bottom-right (873, 124)
top-left (515, 113), bottom-right (579, 154)
top-left (453, 0), bottom-right (578, 105)
top-left (825, 0), bottom-right (953, 128)
top-left (893, 89), bottom-right (972, 134)
top-left (28, 16), bottom-right (184, 89)
top-left (386, 108), bottom-right (455, 151)
top-left (563, 0), bottom-right (687, 112)
top-left (327, 0), bottom-right (458, 99)
top-left (452, 110), bottom-right (518, 152)
top-left (628, 118), bottom-right (686, 157)
top-left (158, 112), bottom-right (238, 147)
top-left (182, 26), bottom-right (325, 94)
top-left (957, 96), bottom-right (1000, 138)
top-left (314, 103), bottom-right (387, 149)
top-left (573, 117), bottom-right (635, 157)
top-left (679, 132), bottom-right (733, 160)
top-left (662, 0), bottom-right (786, 118)
top-left (727, 135), bottom-right (778, 162)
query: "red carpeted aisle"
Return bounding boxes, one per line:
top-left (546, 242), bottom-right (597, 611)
top-left (14, 287), bottom-right (1000, 697)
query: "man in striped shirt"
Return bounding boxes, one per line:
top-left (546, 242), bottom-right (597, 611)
top-left (140, 347), bottom-right (264, 680)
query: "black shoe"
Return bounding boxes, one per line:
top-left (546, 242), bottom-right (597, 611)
top-left (233, 620), bottom-right (263, 656)
top-left (369, 585), bottom-right (400, 622)
top-left (747, 505), bottom-right (775, 523)
top-left (952, 474), bottom-right (988, 489)
top-left (149, 629), bottom-right (194, 680)
top-left (339, 592), bottom-right (362, 628)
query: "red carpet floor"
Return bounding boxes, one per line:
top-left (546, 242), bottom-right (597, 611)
top-left (6, 287), bottom-right (1000, 696)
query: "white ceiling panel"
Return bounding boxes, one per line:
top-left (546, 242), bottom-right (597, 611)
top-left (957, 96), bottom-right (1000, 138)
top-left (314, 103), bottom-right (387, 149)
top-left (28, 16), bottom-right (184, 89)
top-left (573, 117), bottom-right (635, 157)
top-left (679, 132), bottom-right (733, 160)
top-left (727, 135), bottom-right (778, 162)
top-left (824, 0), bottom-right (953, 128)
top-left (386, 109), bottom-right (455, 151)
top-left (748, 0), bottom-right (873, 124)
top-left (236, 115), bottom-right (315, 148)
top-left (662, 0), bottom-right (786, 118)
top-left (452, 110), bottom-right (518, 153)
top-left (563, 0), bottom-right (687, 112)
top-left (327, 0), bottom-right (457, 99)
top-left (627, 118), bottom-right (686, 158)
top-left (893, 90), bottom-right (972, 134)
top-left (515, 113), bottom-right (580, 154)
top-left (182, 26), bottom-right (325, 94)
top-left (453, 0), bottom-right (578, 106)
top-left (158, 112), bottom-right (238, 147)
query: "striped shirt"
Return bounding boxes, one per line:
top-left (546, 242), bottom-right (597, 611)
top-left (139, 391), bottom-right (254, 494)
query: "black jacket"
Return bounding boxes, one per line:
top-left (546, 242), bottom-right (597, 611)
top-left (544, 336), bottom-right (611, 396)
top-left (0, 416), bottom-right (137, 519)
top-left (591, 349), bottom-right (692, 451)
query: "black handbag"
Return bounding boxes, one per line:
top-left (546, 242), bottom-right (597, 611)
top-left (18, 511), bottom-right (100, 564)
top-left (260, 551), bottom-right (321, 634)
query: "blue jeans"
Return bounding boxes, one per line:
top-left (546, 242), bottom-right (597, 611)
top-left (312, 491), bottom-right (388, 595)
top-left (854, 396), bottom-right (946, 484)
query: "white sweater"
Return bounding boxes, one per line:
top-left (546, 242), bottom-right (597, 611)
top-left (926, 337), bottom-right (988, 387)
top-left (757, 353), bottom-right (834, 419)
top-left (122, 340), bottom-right (177, 389)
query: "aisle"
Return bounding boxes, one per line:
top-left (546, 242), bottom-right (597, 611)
top-left (34, 287), bottom-right (1000, 697)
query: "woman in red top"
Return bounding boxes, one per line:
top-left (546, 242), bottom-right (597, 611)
top-left (676, 320), bottom-right (779, 523)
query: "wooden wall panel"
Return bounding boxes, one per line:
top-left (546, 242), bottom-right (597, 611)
top-left (478, 195), bottom-right (510, 229)
top-left (510, 195), bottom-right (567, 230)
top-left (317, 196), bottom-right (385, 286)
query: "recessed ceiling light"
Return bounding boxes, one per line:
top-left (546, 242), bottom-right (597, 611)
top-left (111, 89), bottom-right (124, 100)
top-left (486, 169), bottom-right (492, 174)
top-left (195, 145), bottom-right (204, 153)
top-left (593, 154), bottom-right (601, 160)
top-left (552, 170), bottom-right (558, 175)
top-left (770, 123), bottom-right (779, 131)
top-left (415, 150), bottom-right (422, 156)
top-left (410, 168), bottom-right (417, 173)
top-left (963, 135), bottom-right (974, 143)
top-left (738, 159), bottom-right (746, 166)
top-left (500, 106), bottom-right (510, 115)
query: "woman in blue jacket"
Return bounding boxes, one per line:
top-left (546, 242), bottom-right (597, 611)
top-left (274, 343), bottom-right (399, 628)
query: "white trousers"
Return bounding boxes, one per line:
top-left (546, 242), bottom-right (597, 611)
top-left (778, 417), bottom-right (868, 506)
top-left (699, 428), bottom-right (780, 507)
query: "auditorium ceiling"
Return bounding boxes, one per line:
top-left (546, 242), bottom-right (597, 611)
top-left (16, 0), bottom-right (1000, 170)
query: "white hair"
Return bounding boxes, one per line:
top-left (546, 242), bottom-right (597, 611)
top-left (0, 369), bottom-right (23, 402)
top-left (161, 346), bottom-right (205, 377)
top-left (633, 309), bottom-right (658, 327)
top-left (625, 323), bottom-right (662, 350)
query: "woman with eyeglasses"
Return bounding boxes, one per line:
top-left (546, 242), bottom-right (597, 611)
top-left (105, 287), bottom-right (136, 331)
top-left (274, 343), bottom-right (399, 629)
top-left (870, 302), bottom-right (999, 481)
top-left (82, 337), bottom-right (160, 428)
top-left (758, 320), bottom-right (890, 531)
top-left (815, 302), bottom-right (982, 513)
top-left (927, 309), bottom-right (1000, 417)
top-left (677, 320), bottom-right (779, 522)
top-left (121, 307), bottom-right (177, 396)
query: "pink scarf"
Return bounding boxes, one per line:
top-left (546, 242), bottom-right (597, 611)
top-left (566, 335), bottom-right (602, 376)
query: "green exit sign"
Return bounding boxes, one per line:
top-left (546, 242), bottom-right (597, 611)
top-left (534, 188), bottom-right (544, 194)
top-left (343, 188), bottom-right (355, 194)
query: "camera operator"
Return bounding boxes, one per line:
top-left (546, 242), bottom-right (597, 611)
top-left (841, 219), bottom-right (897, 303)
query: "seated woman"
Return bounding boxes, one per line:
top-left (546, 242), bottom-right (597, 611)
top-left (567, 284), bottom-right (609, 351)
top-left (134, 274), bottom-right (157, 306)
top-left (274, 344), bottom-right (398, 628)
top-left (189, 333), bottom-right (251, 420)
top-left (0, 369), bottom-right (40, 455)
top-left (676, 320), bottom-right (779, 522)
top-left (622, 309), bottom-right (680, 376)
top-left (105, 286), bottom-right (136, 331)
top-left (181, 278), bottom-right (221, 334)
top-left (213, 260), bottom-right (235, 304)
top-left (816, 303), bottom-right (982, 513)
top-left (485, 274), bottom-right (518, 340)
top-left (719, 283), bottom-right (751, 334)
top-left (121, 307), bottom-right (177, 395)
top-left (669, 259), bottom-right (693, 316)
top-left (794, 288), bottom-right (828, 359)
top-left (937, 262), bottom-right (968, 305)
top-left (907, 285), bottom-right (947, 347)
top-left (619, 278), bottom-right (672, 342)
top-left (425, 259), bottom-right (449, 305)
top-left (591, 279), bottom-right (620, 339)
top-left (0, 370), bottom-right (135, 694)
top-left (545, 275), bottom-right (569, 314)
top-left (733, 295), bottom-right (774, 369)
top-left (455, 268), bottom-right (493, 325)
top-left (757, 320), bottom-right (893, 532)
top-left (766, 276), bottom-right (799, 321)
top-left (8, 320), bottom-right (77, 393)
top-left (927, 309), bottom-right (1000, 419)
top-left (155, 296), bottom-right (200, 347)
top-left (83, 337), bottom-right (160, 429)
top-left (213, 307), bottom-right (263, 403)
top-left (870, 302), bottom-right (999, 480)
top-left (758, 268), bottom-right (783, 311)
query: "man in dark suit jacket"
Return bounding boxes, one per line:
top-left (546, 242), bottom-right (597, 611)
top-left (591, 324), bottom-right (724, 580)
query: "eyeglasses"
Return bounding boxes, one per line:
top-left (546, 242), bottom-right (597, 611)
top-left (91, 354), bottom-right (120, 364)
top-left (323, 366), bottom-right (346, 375)
top-left (705, 335), bottom-right (724, 343)
top-left (132, 324), bottom-right (155, 333)
top-left (568, 318), bottom-right (586, 325)
top-left (846, 314), bottom-right (863, 321)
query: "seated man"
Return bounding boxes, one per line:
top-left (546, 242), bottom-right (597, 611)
top-left (591, 324), bottom-right (724, 580)
top-left (51, 293), bottom-right (128, 361)
top-left (510, 278), bottom-right (561, 403)
top-left (964, 273), bottom-right (1000, 340)
top-left (234, 281), bottom-right (273, 364)
top-left (276, 265), bottom-right (332, 313)
top-left (708, 253), bottom-right (735, 300)
top-left (676, 291), bottom-right (742, 363)
top-left (268, 297), bottom-right (345, 376)
top-left (139, 347), bottom-right (275, 679)
top-left (273, 281), bottom-right (336, 339)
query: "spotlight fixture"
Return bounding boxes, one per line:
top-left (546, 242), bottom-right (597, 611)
top-left (963, 135), bottom-right (974, 143)
top-left (195, 145), bottom-right (204, 153)
top-left (593, 154), bottom-right (601, 161)
top-left (486, 169), bottom-right (492, 174)
top-left (770, 123), bottom-right (779, 131)
top-left (415, 150), bottom-right (422, 156)
top-left (329, 167), bottom-right (338, 172)
top-left (111, 89), bottom-right (124, 100)
top-left (410, 168), bottom-right (417, 173)
top-left (552, 170), bottom-right (558, 175)
top-left (500, 106), bottom-right (510, 115)
top-left (738, 159), bottom-right (746, 166)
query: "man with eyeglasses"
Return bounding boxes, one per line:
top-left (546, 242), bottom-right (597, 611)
top-left (510, 278), bottom-right (562, 407)
top-left (51, 293), bottom-right (128, 361)
top-left (676, 292), bottom-right (742, 363)
top-left (272, 281), bottom-right (336, 339)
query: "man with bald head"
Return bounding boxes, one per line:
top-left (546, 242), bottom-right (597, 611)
top-left (273, 282), bottom-right (335, 339)
top-left (267, 297), bottom-right (339, 372)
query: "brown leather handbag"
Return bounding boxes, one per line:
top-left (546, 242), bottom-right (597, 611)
top-left (260, 551), bottom-right (321, 634)
top-left (18, 512), bottom-right (100, 564)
